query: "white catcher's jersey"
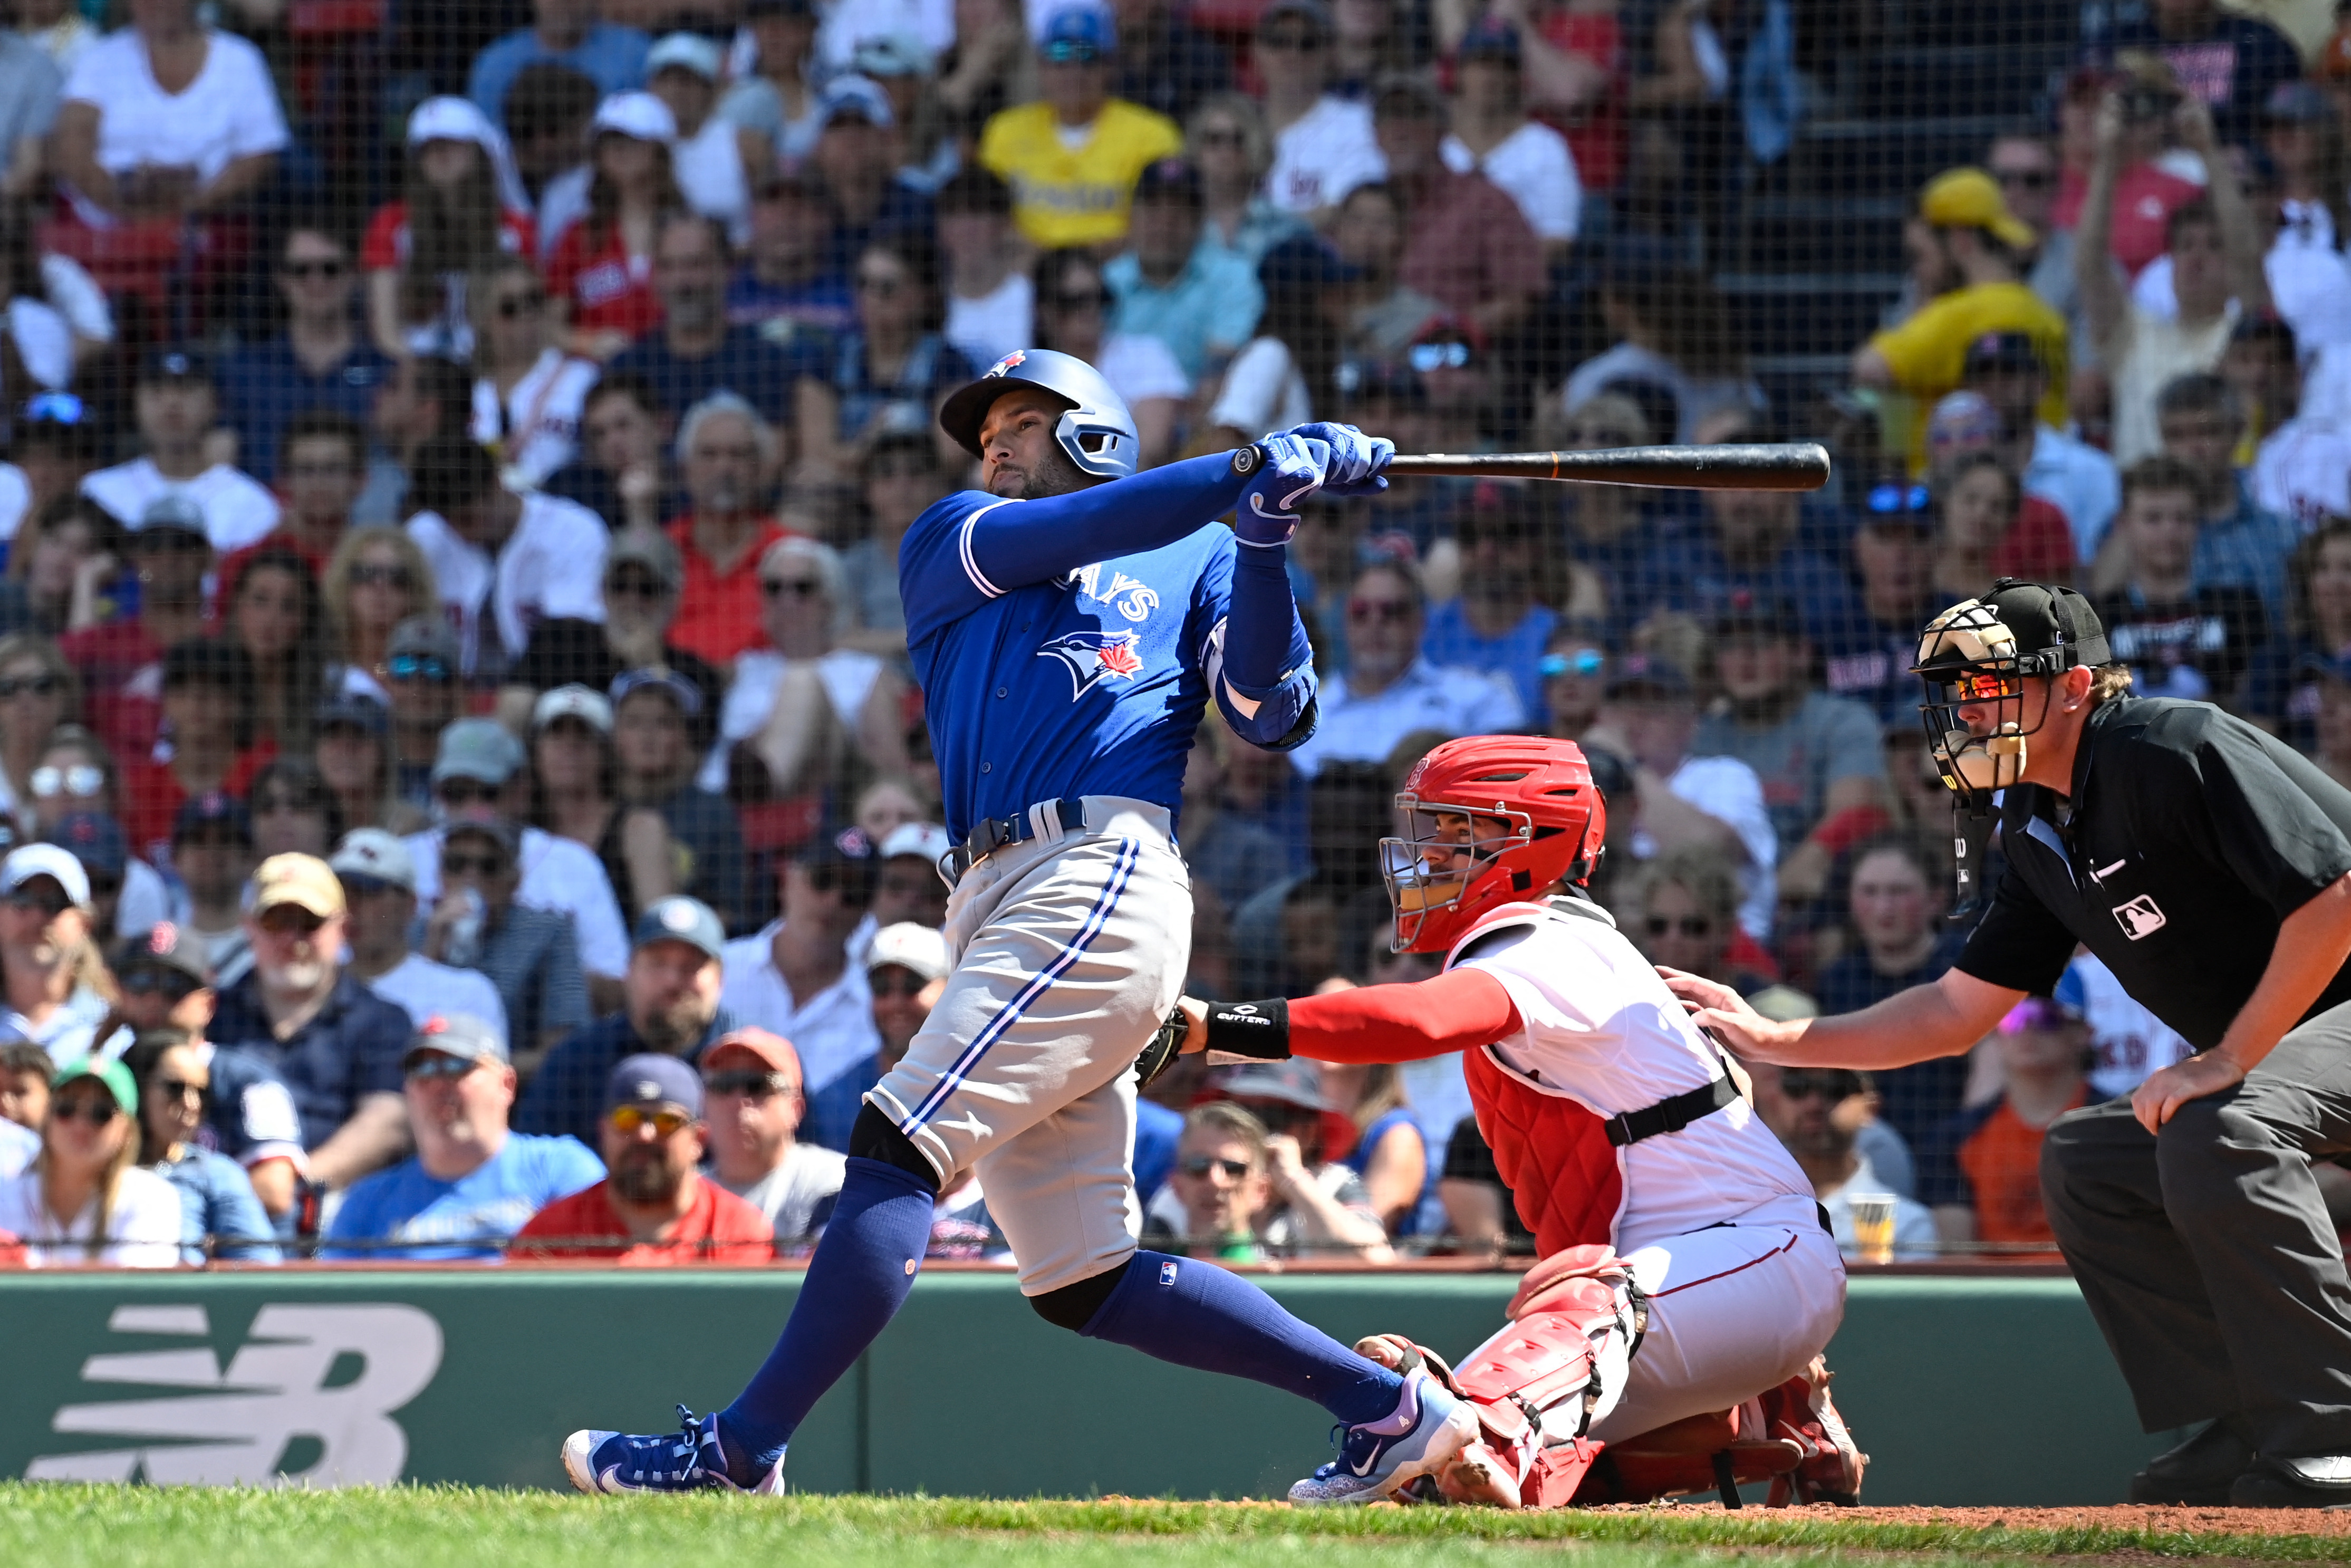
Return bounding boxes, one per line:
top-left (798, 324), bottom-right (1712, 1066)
top-left (1452, 899), bottom-right (1821, 1255)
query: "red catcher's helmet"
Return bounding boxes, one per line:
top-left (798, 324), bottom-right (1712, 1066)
top-left (1383, 735), bottom-right (1607, 953)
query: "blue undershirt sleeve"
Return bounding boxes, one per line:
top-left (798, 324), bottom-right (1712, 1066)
top-left (1215, 541), bottom-right (1317, 749)
top-left (965, 454), bottom-right (1250, 591)
top-left (899, 455), bottom-right (1255, 647)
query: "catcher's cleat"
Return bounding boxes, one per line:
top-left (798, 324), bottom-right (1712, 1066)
top-left (1759, 1356), bottom-right (1865, 1506)
top-left (561, 1406), bottom-right (784, 1495)
top-left (1435, 1440), bottom-right (1526, 1507)
top-left (1286, 1369), bottom-right (1480, 1505)
top-left (2128, 1418), bottom-right (2254, 1506)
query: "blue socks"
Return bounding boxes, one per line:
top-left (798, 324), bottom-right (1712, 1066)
top-left (717, 1157), bottom-right (934, 1480)
top-left (715, 1196), bottom-right (1402, 1485)
top-left (1080, 1249), bottom-right (1403, 1428)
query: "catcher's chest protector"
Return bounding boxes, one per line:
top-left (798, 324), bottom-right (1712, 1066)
top-left (1464, 1045), bottom-right (1625, 1258)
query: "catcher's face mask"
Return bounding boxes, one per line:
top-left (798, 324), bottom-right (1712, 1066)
top-left (1911, 598), bottom-right (2052, 806)
top-left (1381, 804), bottom-right (1527, 950)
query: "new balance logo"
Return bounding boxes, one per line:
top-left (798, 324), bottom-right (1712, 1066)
top-left (27, 1304), bottom-right (442, 1486)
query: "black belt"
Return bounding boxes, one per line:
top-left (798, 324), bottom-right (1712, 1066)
top-left (1602, 1075), bottom-right (1741, 1148)
top-left (941, 797), bottom-right (1088, 884)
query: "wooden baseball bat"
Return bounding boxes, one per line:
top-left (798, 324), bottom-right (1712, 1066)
top-left (1383, 441), bottom-right (1832, 492)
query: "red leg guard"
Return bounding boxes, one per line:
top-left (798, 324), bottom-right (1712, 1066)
top-left (1525, 1437), bottom-right (1606, 1509)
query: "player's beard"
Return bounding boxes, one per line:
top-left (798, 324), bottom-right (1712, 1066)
top-left (1017, 443), bottom-right (1092, 499)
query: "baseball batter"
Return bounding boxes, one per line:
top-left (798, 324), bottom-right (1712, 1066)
top-left (1180, 735), bottom-right (1862, 1507)
top-left (564, 350), bottom-right (1483, 1502)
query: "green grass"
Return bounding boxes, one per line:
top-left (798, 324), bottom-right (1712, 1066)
top-left (3, 1486), bottom-right (2347, 1568)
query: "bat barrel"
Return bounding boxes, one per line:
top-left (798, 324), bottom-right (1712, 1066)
top-left (1384, 442), bottom-right (1832, 492)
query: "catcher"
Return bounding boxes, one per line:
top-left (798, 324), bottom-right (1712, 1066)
top-left (1176, 734), bottom-right (1864, 1507)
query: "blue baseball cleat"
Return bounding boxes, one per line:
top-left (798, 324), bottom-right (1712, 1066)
top-left (1286, 1370), bottom-right (1480, 1505)
top-left (561, 1405), bottom-right (784, 1495)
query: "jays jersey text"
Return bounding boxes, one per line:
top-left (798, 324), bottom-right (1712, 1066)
top-left (898, 453), bottom-right (1317, 842)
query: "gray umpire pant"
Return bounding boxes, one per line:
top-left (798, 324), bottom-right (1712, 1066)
top-left (2041, 1001), bottom-right (2351, 1458)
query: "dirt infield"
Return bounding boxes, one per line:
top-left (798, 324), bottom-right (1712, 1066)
top-left (1616, 1503), bottom-right (2351, 1537)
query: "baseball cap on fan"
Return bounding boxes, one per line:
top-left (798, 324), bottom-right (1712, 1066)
top-left (533, 684), bottom-right (614, 735)
top-left (1039, 1), bottom-right (1115, 61)
top-left (632, 895), bottom-right (726, 962)
top-left (866, 921), bottom-right (950, 981)
top-left (138, 345), bottom-right (213, 387)
top-left (606, 528), bottom-right (684, 593)
top-left (646, 32), bottom-right (724, 81)
top-left (1, 843), bottom-right (90, 909)
top-left (591, 91), bottom-right (678, 146)
top-left (820, 74), bottom-right (895, 128)
top-left (606, 1053), bottom-right (704, 1117)
top-left (880, 821), bottom-right (952, 867)
top-left (1603, 652), bottom-right (1692, 701)
top-left (117, 922), bottom-right (208, 986)
top-left (251, 853), bottom-right (348, 920)
top-left (433, 717), bottom-right (526, 787)
top-left (703, 1026), bottom-right (802, 1077)
top-left (331, 827), bottom-right (418, 894)
top-left (137, 494), bottom-right (210, 545)
top-left (1918, 167), bottom-right (2037, 252)
top-left (48, 812), bottom-right (126, 880)
top-left (407, 95), bottom-right (502, 150)
top-left (403, 1011), bottom-right (510, 1070)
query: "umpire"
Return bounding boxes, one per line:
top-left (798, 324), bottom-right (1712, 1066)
top-left (1668, 579), bottom-right (2351, 1507)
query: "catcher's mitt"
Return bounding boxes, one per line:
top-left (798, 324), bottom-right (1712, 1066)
top-left (1134, 1004), bottom-right (1189, 1091)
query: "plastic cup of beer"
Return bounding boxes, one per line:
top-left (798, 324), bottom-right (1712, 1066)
top-left (1850, 1195), bottom-right (1897, 1265)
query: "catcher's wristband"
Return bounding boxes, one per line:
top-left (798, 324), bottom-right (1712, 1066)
top-left (1203, 999), bottom-right (1291, 1060)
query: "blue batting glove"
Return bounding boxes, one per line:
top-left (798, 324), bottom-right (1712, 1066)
top-left (1288, 421), bottom-right (1392, 496)
top-left (1234, 432), bottom-right (1329, 547)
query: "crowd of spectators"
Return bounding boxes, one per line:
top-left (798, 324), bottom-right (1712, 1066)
top-left (14, 0), bottom-right (2351, 1266)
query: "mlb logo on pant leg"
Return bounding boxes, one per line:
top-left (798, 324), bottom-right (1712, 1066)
top-left (2112, 894), bottom-right (2167, 940)
top-left (1159, 1260), bottom-right (1179, 1287)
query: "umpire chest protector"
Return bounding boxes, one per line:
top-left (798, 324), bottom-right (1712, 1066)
top-left (1962, 695), bottom-right (2351, 1052)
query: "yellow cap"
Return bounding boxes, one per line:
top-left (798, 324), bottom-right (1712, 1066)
top-left (251, 853), bottom-right (347, 919)
top-left (1919, 167), bottom-right (2037, 252)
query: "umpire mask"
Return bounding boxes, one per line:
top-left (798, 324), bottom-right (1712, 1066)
top-left (1912, 579), bottom-right (2111, 807)
top-left (1911, 580), bottom-right (2111, 918)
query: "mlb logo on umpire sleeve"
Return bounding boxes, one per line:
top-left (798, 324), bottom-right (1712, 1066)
top-left (2112, 894), bottom-right (2167, 940)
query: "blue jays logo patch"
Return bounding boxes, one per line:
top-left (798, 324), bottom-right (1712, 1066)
top-left (1039, 629), bottom-right (1145, 699)
top-left (988, 350), bottom-right (1027, 378)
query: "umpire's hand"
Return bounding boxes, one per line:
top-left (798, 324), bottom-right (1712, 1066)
top-left (1658, 966), bottom-right (1800, 1060)
top-left (2130, 1051), bottom-right (2248, 1134)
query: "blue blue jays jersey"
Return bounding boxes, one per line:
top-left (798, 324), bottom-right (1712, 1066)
top-left (901, 484), bottom-right (1305, 842)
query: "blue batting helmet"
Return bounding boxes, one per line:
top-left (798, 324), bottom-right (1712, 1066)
top-left (938, 348), bottom-right (1140, 480)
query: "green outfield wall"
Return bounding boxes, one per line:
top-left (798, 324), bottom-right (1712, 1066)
top-left (0, 1268), bottom-right (2175, 1503)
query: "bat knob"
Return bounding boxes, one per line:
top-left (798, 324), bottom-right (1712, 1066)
top-left (1229, 443), bottom-right (1265, 477)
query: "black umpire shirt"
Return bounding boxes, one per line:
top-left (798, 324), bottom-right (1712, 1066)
top-left (1956, 695), bottom-right (2351, 1050)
